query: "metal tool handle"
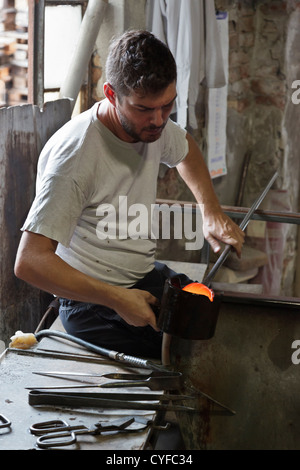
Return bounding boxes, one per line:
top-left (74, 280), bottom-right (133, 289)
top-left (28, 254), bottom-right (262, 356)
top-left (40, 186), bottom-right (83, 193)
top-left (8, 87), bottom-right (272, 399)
top-left (114, 352), bottom-right (164, 371)
top-left (203, 171), bottom-right (278, 287)
top-left (35, 329), bottom-right (167, 371)
top-left (30, 419), bottom-right (71, 435)
top-left (0, 414), bottom-right (11, 429)
top-left (114, 352), bottom-right (151, 368)
top-left (36, 430), bottom-right (77, 448)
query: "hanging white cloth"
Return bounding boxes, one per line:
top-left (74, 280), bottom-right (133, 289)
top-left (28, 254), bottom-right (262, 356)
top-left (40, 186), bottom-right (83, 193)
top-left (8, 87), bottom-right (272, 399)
top-left (146, 0), bottom-right (226, 129)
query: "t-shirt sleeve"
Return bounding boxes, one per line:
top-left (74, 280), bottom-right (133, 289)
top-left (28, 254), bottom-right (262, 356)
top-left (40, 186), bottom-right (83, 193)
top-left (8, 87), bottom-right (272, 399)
top-left (159, 118), bottom-right (189, 167)
top-left (21, 173), bottom-right (87, 247)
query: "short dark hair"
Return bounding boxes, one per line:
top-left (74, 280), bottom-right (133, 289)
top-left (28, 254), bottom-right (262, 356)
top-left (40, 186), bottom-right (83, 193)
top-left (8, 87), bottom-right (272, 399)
top-left (105, 29), bottom-right (177, 98)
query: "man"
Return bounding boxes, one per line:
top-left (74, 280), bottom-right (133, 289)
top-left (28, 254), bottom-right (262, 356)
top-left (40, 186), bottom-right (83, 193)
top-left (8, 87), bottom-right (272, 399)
top-left (14, 30), bottom-right (244, 358)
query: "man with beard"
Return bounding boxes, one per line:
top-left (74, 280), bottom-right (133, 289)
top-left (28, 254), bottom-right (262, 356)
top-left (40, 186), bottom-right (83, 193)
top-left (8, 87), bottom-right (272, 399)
top-left (15, 30), bottom-right (244, 358)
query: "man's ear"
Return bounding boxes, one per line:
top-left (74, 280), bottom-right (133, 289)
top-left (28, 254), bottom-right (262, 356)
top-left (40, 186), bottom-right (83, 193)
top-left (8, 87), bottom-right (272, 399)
top-left (103, 83), bottom-right (116, 106)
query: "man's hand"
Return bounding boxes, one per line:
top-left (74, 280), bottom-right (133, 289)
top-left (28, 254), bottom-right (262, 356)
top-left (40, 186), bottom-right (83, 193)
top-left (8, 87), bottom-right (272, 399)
top-left (15, 231), bottom-right (161, 331)
top-left (112, 288), bottom-right (160, 331)
top-left (202, 208), bottom-right (245, 257)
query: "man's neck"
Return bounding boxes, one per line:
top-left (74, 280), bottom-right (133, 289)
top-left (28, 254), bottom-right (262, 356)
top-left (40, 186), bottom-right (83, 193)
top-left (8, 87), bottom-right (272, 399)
top-left (96, 99), bottom-right (135, 143)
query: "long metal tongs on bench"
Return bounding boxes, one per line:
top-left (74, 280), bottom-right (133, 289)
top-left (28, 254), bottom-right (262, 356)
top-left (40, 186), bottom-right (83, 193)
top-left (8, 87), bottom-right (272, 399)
top-left (27, 372), bottom-right (235, 414)
top-left (28, 389), bottom-right (198, 413)
top-left (28, 371), bottom-right (182, 391)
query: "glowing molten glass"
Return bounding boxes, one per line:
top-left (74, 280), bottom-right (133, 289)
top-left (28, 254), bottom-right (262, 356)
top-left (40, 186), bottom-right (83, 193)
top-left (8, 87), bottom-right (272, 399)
top-left (182, 283), bottom-right (214, 302)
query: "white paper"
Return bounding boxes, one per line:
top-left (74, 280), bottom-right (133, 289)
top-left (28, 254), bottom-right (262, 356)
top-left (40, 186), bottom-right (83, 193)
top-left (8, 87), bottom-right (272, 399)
top-left (207, 12), bottom-right (229, 179)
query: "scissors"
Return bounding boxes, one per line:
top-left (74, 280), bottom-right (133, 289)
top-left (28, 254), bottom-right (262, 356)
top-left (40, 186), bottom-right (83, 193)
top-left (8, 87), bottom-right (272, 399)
top-left (30, 416), bottom-right (155, 448)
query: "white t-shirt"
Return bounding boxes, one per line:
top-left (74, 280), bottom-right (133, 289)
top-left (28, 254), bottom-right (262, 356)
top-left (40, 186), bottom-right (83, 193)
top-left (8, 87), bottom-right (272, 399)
top-left (22, 102), bottom-right (188, 287)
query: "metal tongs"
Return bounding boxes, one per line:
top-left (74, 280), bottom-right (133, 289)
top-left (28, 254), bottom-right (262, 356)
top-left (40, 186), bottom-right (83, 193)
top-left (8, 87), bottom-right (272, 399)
top-left (29, 370), bottom-right (183, 391)
top-left (28, 389), bottom-right (199, 413)
top-left (28, 371), bottom-right (236, 414)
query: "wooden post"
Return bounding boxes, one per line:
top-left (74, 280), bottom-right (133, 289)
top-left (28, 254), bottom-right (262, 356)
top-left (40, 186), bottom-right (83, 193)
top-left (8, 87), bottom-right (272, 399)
top-left (0, 99), bottom-right (71, 346)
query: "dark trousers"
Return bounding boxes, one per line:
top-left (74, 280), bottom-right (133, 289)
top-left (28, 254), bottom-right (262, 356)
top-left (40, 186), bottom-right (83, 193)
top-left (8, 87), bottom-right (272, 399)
top-left (59, 261), bottom-right (192, 359)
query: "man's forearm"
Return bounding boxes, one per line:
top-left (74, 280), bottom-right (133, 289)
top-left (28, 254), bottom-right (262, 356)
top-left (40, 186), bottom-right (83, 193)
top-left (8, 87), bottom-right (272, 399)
top-left (177, 133), bottom-right (221, 214)
top-left (177, 133), bottom-right (245, 255)
top-left (14, 231), bottom-right (124, 308)
top-left (14, 231), bottom-right (160, 329)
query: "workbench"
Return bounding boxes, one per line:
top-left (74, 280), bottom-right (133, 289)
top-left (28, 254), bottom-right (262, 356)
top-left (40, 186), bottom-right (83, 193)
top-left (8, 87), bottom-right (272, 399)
top-left (0, 318), bottom-right (166, 451)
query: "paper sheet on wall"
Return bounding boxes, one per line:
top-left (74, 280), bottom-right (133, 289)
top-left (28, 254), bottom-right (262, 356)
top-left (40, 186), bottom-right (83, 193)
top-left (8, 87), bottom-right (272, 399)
top-left (207, 12), bottom-right (229, 179)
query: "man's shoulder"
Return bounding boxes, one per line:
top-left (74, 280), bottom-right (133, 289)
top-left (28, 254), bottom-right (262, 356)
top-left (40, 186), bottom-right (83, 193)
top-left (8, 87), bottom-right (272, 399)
top-left (164, 118), bottom-right (186, 135)
top-left (161, 118), bottom-right (187, 144)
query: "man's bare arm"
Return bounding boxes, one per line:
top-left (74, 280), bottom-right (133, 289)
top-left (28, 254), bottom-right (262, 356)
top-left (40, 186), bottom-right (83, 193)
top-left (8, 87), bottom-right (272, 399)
top-left (177, 133), bottom-right (245, 256)
top-left (14, 231), bottom-right (159, 330)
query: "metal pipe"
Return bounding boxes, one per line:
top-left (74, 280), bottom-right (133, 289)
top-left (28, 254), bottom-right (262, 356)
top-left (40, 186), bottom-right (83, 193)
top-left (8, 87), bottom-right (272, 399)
top-left (154, 202), bottom-right (300, 225)
top-left (34, 329), bottom-right (167, 372)
top-left (221, 207), bottom-right (300, 225)
top-left (59, 0), bottom-right (108, 110)
top-left (28, 0), bottom-right (45, 107)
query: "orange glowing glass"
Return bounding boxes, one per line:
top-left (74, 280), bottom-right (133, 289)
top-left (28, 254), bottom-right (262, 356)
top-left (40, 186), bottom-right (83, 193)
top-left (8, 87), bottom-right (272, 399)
top-left (182, 283), bottom-right (214, 302)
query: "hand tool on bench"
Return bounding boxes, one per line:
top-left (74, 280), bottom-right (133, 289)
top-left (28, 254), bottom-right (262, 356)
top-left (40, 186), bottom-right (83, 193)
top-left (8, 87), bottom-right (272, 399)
top-left (28, 389), bottom-right (201, 413)
top-left (28, 388), bottom-right (235, 414)
top-left (34, 329), bottom-right (168, 372)
top-left (28, 390), bottom-right (191, 401)
top-left (30, 371), bottom-right (234, 413)
top-left (29, 372), bottom-right (182, 391)
top-left (30, 417), bottom-right (148, 449)
top-left (33, 370), bottom-right (181, 379)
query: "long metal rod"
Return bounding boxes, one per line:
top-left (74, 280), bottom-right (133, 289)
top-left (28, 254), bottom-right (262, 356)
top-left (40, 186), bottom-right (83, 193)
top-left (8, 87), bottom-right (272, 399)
top-left (156, 198), bottom-right (300, 226)
top-left (203, 171), bottom-right (278, 287)
top-left (221, 207), bottom-right (300, 225)
top-left (8, 347), bottom-right (118, 365)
